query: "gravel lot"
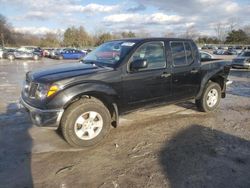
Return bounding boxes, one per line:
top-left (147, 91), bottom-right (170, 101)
top-left (0, 56), bottom-right (250, 188)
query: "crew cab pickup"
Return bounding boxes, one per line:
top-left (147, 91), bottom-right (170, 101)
top-left (20, 38), bottom-right (231, 147)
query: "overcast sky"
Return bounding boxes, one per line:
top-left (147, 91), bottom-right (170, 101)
top-left (1, 0), bottom-right (250, 36)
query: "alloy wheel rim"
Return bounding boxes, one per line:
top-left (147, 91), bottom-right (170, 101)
top-left (206, 88), bottom-right (218, 108)
top-left (74, 111), bottom-right (103, 140)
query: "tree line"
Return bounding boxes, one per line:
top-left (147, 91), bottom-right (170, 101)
top-left (0, 14), bottom-right (250, 48)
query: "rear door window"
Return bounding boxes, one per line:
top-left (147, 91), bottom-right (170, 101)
top-left (170, 41), bottom-right (195, 66)
top-left (184, 42), bottom-right (194, 64)
top-left (170, 42), bottom-right (186, 66)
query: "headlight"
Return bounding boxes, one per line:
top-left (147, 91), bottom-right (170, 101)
top-left (35, 84), bottom-right (59, 100)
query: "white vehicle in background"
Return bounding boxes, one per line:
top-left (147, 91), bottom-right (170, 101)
top-left (235, 46), bottom-right (243, 55)
top-left (213, 49), bottom-right (225, 55)
top-left (19, 46), bottom-right (38, 53)
top-left (0, 48), bottom-right (3, 59)
top-left (200, 51), bottom-right (214, 61)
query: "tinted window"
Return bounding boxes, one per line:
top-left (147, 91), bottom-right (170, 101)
top-left (171, 42), bottom-right (186, 66)
top-left (184, 42), bottom-right (194, 64)
top-left (130, 41), bottom-right (166, 71)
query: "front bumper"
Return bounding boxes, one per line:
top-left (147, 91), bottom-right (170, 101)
top-left (19, 97), bottom-right (64, 129)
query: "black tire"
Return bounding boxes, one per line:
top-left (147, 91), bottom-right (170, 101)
top-left (61, 98), bottom-right (111, 147)
top-left (195, 81), bottom-right (221, 112)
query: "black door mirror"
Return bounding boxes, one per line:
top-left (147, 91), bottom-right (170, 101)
top-left (130, 59), bottom-right (148, 70)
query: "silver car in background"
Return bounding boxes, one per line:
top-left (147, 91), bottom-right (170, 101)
top-left (232, 50), bottom-right (250, 69)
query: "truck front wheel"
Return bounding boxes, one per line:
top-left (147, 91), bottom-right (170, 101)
top-left (61, 98), bottom-right (111, 147)
top-left (195, 82), bottom-right (221, 112)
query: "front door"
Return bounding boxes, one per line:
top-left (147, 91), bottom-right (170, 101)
top-left (122, 41), bottom-right (172, 105)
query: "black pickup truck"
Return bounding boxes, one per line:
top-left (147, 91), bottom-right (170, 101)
top-left (20, 38), bottom-right (231, 147)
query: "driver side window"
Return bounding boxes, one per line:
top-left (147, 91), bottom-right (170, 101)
top-left (130, 41), bottom-right (166, 71)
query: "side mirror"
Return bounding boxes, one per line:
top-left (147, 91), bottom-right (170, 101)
top-left (130, 59), bottom-right (148, 70)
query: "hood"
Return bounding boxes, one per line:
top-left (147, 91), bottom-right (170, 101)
top-left (30, 63), bottom-right (113, 83)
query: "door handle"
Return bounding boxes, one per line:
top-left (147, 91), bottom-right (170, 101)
top-left (190, 69), bottom-right (199, 74)
top-left (160, 72), bottom-right (171, 78)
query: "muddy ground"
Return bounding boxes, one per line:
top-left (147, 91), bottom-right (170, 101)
top-left (0, 57), bottom-right (250, 188)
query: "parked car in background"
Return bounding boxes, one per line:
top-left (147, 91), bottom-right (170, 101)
top-left (235, 46), bottom-right (243, 54)
top-left (33, 48), bottom-right (43, 56)
top-left (244, 46), bottom-right (250, 50)
top-left (42, 48), bottom-right (52, 57)
top-left (200, 51), bottom-right (214, 61)
top-left (55, 49), bottom-right (86, 60)
top-left (0, 48), bottom-right (4, 59)
top-left (19, 46), bottom-right (38, 53)
top-left (231, 50), bottom-right (250, 69)
top-left (2, 49), bottom-right (16, 59)
top-left (3, 49), bottom-right (41, 60)
top-left (213, 49), bottom-right (225, 55)
top-left (50, 48), bottom-right (62, 58)
top-left (223, 49), bottom-right (238, 55)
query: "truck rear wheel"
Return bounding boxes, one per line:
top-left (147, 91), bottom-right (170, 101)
top-left (195, 82), bottom-right (221, 112)
top-left (61, 98), bottom-right (111, 147)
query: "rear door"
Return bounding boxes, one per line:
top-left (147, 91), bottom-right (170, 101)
top-left (122, 41), bottom-right (172, 105)
top-left (72, 50), bottom-right (79, 59)
top-left (169, 41), bottom-right (201, 99)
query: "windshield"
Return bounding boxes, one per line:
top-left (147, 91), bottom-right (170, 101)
top-left (83, 41), bottom-right (135, 66)
top-left (239, 51), bottom-right (250, 57)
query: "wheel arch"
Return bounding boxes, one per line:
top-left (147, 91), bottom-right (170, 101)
top-left (196, 70), bottom-right (227, 99)
top-left (60, 84), bottom-right (120, 127)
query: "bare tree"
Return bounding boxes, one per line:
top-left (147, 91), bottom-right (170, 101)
top-left (227, 17), bottom-right (240, 32)
top-left (243, 25), bottom-right (250, 37)
top-left (214, 22), bottom-right (227, 42)
top-left (184, 26), bottom-right (199, 40)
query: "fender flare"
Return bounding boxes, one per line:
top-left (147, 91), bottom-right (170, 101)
top-left (48, 82), bottom-right (120, 126)
top-left (196, 68), bottom-right (226, 99)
